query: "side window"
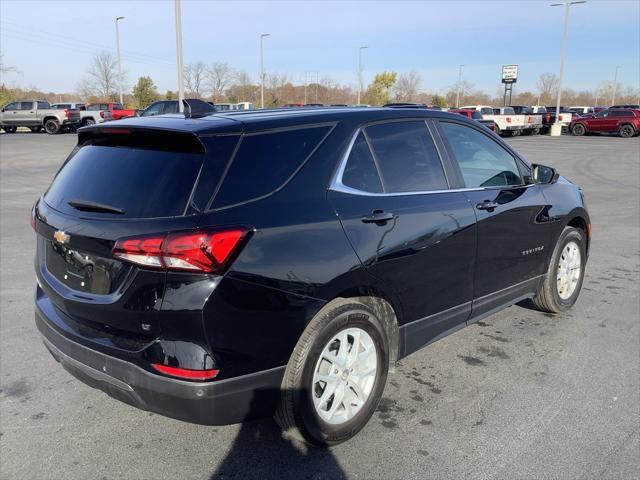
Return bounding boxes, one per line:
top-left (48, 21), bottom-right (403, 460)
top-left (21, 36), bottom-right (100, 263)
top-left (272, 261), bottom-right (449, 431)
top-left (211, 125), bottom-right (332, 209)
top-left (21, 102), bottom-right (34, 110)
top-left (100, 104), bottom-right (109, 110)
top-left (481, 108), bottom-right (493, 115)
top-left (365, 121), bottom-right (447, 193)
top-left (4, 102), bottom-right (19, 110)
top-left (341, 132), bottom-right (383, 193)
top-left (440, 122), bottom-right (523, 188)
top-left (162, 102), bottom-right (178, 114)
top-left (37, 101), bottom-right (49, 109)
top-left (113, 103), bottom-right (123, 110)
top-left (142, 102), bottom-right (163, 116)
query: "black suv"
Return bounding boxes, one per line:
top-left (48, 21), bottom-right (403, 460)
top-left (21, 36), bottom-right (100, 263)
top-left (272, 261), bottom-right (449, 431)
top-left (33, 107), bottom-right (590, 445)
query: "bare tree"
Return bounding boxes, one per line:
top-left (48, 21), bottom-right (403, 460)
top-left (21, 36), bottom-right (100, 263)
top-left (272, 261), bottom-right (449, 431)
top-left (537, 73), bottom-right (559, 105)
top-left (266, 73), bottom-right (290, 106)
top-left (207, 62), bottom-right (234, 102)
top-left (393, 70), bottom-right (422, 102)
top-left (80, 51), bottom-right (119, 101)
top-left (226, 71), bottom-right (257, 103)
top-left (184, 61), bottom-right (206, 98)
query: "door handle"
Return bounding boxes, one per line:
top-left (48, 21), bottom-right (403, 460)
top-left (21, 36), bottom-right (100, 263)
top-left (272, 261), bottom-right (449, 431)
top-left (362, 210), bottom-right (395, 224)
top-left (476, 200), bottom-right (499, 211)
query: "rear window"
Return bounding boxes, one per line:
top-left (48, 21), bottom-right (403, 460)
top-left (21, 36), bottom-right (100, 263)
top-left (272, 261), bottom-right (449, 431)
top-left (502, 107), bottom-right (516, 115)
top-left (45, 133), bottom-right (205, 219)
top-left (211, 125), bottom-right (332, 209)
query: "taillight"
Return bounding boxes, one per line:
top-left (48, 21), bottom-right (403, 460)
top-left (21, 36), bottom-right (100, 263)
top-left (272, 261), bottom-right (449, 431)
top-left (506, 117), bottom-right (511, 123)
top-left (151, 363), bottom-right (219, 381)
top-left (546, 113), bottom-right (551, 122)
top-left (113, 228), bottom-right (250, 273)
top-left (64, 108), bottom-right (69, 119)
top-left (100, 111), bottom-right (104, 118)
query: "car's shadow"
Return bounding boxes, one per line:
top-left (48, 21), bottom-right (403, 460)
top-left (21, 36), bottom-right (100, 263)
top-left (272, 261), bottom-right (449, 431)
top-left (209, 388), bottom-right (347, 480)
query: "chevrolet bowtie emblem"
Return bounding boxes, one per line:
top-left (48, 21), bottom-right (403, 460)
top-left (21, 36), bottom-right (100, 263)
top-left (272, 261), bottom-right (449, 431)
top-left (53, 230), bottom-right (70, 244)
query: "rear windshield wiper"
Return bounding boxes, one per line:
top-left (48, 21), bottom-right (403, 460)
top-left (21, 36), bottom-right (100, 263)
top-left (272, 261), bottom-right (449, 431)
top-left (67, 199), bottom-right (125, 215)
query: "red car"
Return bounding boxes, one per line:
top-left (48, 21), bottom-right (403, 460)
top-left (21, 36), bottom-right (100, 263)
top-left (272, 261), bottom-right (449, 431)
top-left (88, 102), bottom-right (137, 121)
top-left (448, 109), bottom-right (496, 132)
top-left (570, 109), bottom-right (640, 138)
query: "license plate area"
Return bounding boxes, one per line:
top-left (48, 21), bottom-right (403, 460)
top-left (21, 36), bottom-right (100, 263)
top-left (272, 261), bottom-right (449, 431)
top-left (45, 241), bottom-right (127, 295)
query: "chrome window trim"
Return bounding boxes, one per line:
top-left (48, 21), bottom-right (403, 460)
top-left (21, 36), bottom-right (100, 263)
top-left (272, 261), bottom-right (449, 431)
top-left (329, 125), bottom-right (535, 197)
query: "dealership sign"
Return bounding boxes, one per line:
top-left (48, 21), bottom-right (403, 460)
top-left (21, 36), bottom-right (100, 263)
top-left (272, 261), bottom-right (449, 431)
top-left (502, 65), bottom-right (518, 84)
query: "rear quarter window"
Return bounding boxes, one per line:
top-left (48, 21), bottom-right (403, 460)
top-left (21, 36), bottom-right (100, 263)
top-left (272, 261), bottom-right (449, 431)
top-left (211, 125), bottom-right (332, 209)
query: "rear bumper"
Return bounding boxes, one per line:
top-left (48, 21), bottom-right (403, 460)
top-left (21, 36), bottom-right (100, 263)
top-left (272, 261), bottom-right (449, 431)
top-left (35, 307), bottom-right (285, 426)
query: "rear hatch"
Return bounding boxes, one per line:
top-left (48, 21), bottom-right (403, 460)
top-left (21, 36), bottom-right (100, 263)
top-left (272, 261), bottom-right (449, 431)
top-left (34, 128), bottom-right (218, 339)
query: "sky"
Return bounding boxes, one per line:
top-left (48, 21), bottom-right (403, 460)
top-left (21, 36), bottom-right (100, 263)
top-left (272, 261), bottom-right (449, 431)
top-left (1, 0), bottom-right (639, 96)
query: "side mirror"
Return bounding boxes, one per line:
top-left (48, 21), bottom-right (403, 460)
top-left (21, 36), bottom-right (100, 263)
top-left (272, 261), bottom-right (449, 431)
top-left (532, 164), bottom-right (559, 184)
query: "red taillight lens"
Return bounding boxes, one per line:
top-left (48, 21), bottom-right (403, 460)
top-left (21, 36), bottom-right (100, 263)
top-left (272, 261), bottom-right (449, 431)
top-left (100, 111), bottom-right (104, 118)
top-left (64, 108), bottom-right (69, 119)
top-left (546, 113), bottom-right (551, 122)
top-left (151, 363), bottom-right (219, 381)
top-left (506, 117), bottom-right (511, 123)
top-left (113, 228), bottom-right (249, 273)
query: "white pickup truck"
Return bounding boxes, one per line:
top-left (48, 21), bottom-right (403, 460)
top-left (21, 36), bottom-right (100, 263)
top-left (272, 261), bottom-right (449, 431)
top-left (460, 105), bottom-right (521, 137)
top-left (509, 106), bottom-right (544, 135)
top-left (51, 103), bottom-right (105, 127)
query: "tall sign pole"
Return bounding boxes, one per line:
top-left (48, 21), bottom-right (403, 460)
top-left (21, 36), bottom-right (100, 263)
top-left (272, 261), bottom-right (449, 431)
top-left (174, 0), bottom-right (185, 113)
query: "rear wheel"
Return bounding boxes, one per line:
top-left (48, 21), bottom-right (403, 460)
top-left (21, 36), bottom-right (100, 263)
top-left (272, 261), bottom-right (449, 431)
top-left (494, 125), bottom-right (501, 136)
top-left (44, 119), bottom-right (60, 135)
top-left (532, 128), bottom-right (540, 135)
top-left (532, 226), bottom-right (586, 313)
top-left (2, 126), bottom-right (17, 133)
top-left (29, 126), bottom-right (42, 133)
top-left (82, 118), bottom-right (96, 127)
top-left (619, 124), bottom-right (635, 138)
top-left (572, 123), bottom-right (586, 136)
top-left (276, 299), bottom-right (389, 446)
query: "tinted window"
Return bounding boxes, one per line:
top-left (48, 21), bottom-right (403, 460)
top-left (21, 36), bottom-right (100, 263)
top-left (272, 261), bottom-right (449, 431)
top-left (37, 101), bottom-right (50, 109)
top-left (502, 107), bottom-right (515, 115)
top-left (610, 110), bottom-right (632, 117)
top-left (113, 103), bottom-right (123, 110)
top-left (536, 107), bottom-right (547, 113)
top-left (212, 125), bottom-right (331, 208)
top-left (365, 121), bottom-right (447, 193)
top-left (4, 102), bottom-right (19, 110)
top-left (162, 102), bottom-right (178, 114)
top-left (342, 132), bottom-right (383, 193)
top-left (44, 143), bottom-right (203, 219)
top-left (142, 102), bottom-right (163, 116)
top-left (20, 102), bottom-right (34, 110)
top-left (481, 108), bottom-right (493, 115)
top-left (471, 111), bottom-right (482, 119)
top-left (100, 104), bottom-right (109, 110)
top-left (440, 122), bottom-right (522, 188)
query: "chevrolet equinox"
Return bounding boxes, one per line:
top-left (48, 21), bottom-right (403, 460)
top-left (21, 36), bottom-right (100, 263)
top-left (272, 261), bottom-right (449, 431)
top-left (33, 107), bottom-right (590, 445)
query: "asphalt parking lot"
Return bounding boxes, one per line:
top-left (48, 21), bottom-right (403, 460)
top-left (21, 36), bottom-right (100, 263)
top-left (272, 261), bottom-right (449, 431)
top-left (1, 131), bottom-right (639, 480)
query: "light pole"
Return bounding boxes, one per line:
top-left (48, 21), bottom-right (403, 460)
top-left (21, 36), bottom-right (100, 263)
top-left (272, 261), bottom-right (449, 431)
top-left (115, 16), bottom-right (125, 106)
top-left (174, 0), bottom-right (185, 112)
top-left (260, 33), bottom-right (270, 109)
top-left (358, 46), bottom-right (368, 105)
top-left (455, 64), bottom-right (464, 108)
top-left (550, 1), bottom-right (586, 136)
top-left (611, 65), bottom-right (621, 105)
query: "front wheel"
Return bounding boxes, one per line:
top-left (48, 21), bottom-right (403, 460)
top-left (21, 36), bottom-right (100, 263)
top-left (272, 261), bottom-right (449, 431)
top-left (44, 119), bottom-right (60, 135)
top-left (2, 126), bottom-right (17, 133)
top-left (572, 123), bottom-right (586, 136)
top-left (276, 299), bottom-right (389, 446)
top-left (619, 124), bottom-right (635, 138)
top-left (532, 226), bottom-right (586, 313)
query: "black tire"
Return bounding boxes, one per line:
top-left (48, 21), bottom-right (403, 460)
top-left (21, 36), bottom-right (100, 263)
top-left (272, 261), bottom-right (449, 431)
top-left (44, 119), bottom-right (60, 135)
top-left (2, 126), bottom-right (17, 133)
top-left (82, 118), bottom-right (96, 127)
top-left (532, 128), bottom-right (540, 135)
top-left (572, 123), bottom-right (586, 136)
top-left (532, 226), bottom-right (586, 314)
top-left (619, 124), bottom-right (635, 138)
top-left (494, 125), bottom-right (501, 136)
top-left (275, 299), bottom-right (389, 446)
top-left (521, 129), bottom-right (532, 136)
top-left (29, 126), bottom-right (42, 133)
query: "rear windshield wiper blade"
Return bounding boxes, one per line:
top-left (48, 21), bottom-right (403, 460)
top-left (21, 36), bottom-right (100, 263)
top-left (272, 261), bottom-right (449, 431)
top-left (67, 199), bottom-right (125, 215)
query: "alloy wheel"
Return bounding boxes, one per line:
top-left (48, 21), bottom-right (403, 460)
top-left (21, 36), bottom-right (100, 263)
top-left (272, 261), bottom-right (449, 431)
top-left (312, 327), bottom-right (377, 425)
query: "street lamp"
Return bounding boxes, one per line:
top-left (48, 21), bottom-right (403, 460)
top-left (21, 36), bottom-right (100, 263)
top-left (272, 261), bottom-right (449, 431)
top-left (611, 65), bottom-right (621, 105)
top-left (455, 64), bottom-right (464, 108)
top-left (358, 46), bottom-right (368, 105)
top-left (115, 16), bottom-right (125, 106)
top-left (174, 0), bottom-right (185, 112)
top-left (260, 33), bottom-right (270, 109)
top-left (549, 1), bottom-right (586, 136)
